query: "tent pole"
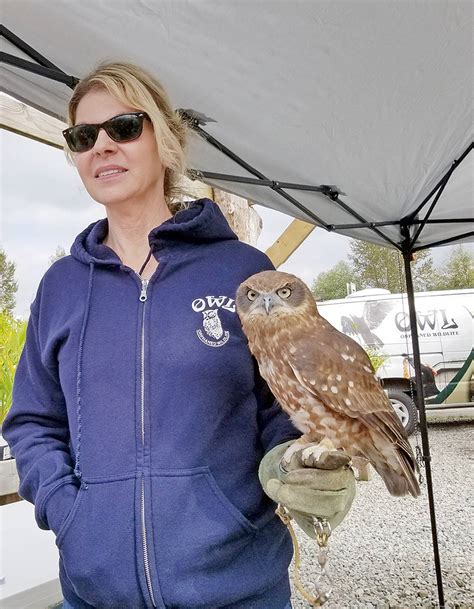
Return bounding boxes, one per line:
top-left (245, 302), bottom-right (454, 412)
top-left (402, 248), bottom-right (445, 608)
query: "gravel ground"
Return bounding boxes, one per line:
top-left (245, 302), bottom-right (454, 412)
top-left (288, 420), bottom-right (474, 609)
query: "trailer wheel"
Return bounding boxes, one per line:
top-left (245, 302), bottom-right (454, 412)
top-left (386, 390), bottom-right (418, 436)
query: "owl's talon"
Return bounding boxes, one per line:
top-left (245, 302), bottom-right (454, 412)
top-left (300, 439), bottom-right (337, 468)
top-left (281, 441), bottom-right (309, 472)
top-left (316, 450), bottom-right (352, 470)
top-left (281, 440), bottom-right (351, 471)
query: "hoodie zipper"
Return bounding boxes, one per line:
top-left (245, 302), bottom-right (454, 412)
top-left (138, 277), bottom-right (157, 607)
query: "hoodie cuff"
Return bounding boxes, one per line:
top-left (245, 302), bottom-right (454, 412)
top-left (39, 479), bottom-right (80, 536)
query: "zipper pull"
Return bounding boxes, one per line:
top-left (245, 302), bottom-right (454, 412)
top-left (139, 279), bottom-right (149, 302)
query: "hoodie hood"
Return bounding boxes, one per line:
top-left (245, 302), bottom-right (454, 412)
top-left (71, 198), bottom-right (238, 265)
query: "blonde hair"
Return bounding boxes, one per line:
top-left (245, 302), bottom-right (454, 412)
top-left (65, 61), bottom-right (192, 213)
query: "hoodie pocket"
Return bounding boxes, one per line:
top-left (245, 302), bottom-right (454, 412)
top-left (151, 466), bottom-right (266, 607)
top-left (55, 476), bottom-right (144, 608)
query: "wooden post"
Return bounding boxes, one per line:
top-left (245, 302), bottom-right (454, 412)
top-left (212, 190), bottom-right (262, 246)
top-left (0, 459), bottom-right (21, 505)
top-left (180, 175), bottom-right (214, 200)
top-left (266, 219), bottom-right (316, 268)
top-left (179, 179), bottom-right (263, 246)
top-left (0, 93), bottom-right (65, 148)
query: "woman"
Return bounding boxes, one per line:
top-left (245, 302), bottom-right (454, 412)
top-left (3, 62), bottom-right (355, 609)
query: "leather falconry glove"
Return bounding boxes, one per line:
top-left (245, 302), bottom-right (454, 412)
top-left (258, 440), bottom-right (356, 538)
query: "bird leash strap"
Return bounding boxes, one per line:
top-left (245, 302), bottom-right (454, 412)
top-left (276, 505), bottom-right (333, 607)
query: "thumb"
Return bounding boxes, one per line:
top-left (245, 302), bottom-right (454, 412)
top-left (266, 478), bottom-right (283, 503)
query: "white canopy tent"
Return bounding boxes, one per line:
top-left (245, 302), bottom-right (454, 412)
top-left (1, 1), bottom-right (472, 251)
top-left (1, 2), bottom-right (472, 607)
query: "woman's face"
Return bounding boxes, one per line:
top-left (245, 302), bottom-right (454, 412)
top-left (73, 89), bottom-right (165, 209)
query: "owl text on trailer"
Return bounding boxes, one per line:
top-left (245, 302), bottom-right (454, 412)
top-left (236, 270), bottom-right (420, 498)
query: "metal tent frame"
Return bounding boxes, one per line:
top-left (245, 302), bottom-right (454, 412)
top-left (2, 23), bottom-right (473, 608)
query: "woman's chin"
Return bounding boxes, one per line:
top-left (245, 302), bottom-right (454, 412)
top-left (90, 192), bottom-right (133, 208)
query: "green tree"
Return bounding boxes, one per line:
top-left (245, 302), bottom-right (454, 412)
top-left (0, 248), bottom-right (18, 315)
top-left (49, 246), bottom-right (67, 266)
top-left (433, 246), bottom-right (473, 290)
top-left (348, 240), bottom-right (437, 292)
top-left (311, 261), bottom-right (353, 301)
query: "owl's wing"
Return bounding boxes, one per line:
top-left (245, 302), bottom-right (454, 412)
top-left (364, 300), bottom-right (394, 329)
top-left (287, 321), bottom-right (411, 449)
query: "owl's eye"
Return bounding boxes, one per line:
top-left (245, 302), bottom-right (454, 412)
top-left (247, 290), bottom-right (258, 301)
top-left (277, 287), bottom-right (292, 299)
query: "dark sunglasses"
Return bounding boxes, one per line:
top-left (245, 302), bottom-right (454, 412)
top-left (62, 112), bottom-right (150, 152)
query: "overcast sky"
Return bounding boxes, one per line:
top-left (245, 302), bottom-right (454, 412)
top-left (0, 128), bottom-right (462, 319)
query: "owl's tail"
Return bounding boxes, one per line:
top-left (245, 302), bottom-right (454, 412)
top-left (371, 445), bottom-right (421, 498)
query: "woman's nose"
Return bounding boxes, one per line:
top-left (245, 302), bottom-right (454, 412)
top-left (92, 127), bottom-right (118, 154)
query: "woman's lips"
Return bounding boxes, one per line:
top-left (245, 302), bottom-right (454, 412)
top-left (96, 170), bottom-right (128, 181)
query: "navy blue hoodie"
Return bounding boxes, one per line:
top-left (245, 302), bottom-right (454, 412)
top-left (3, 199), bottom-right (301, 609)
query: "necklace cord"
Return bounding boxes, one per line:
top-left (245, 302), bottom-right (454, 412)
top-left (138, 248), bottom-right (153, 277)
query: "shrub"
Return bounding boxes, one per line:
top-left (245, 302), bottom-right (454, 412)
top-left (0, 311), bottom-right (27, 425)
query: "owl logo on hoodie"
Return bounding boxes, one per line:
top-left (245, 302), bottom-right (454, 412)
top-left (202, 310), bottom-right (224, 339)
top-left (197, 309), bottom-right (230, 347)
top-left (193, 295), bottom-right (233, 348)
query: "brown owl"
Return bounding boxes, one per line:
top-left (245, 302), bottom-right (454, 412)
top-left (236, 270), bottom-right (420, 498)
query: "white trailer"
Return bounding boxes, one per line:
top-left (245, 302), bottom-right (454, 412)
top-left (318, 288), bottom-right (474, 434)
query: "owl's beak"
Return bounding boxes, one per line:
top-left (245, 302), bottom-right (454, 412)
top-left (263, 295), bottom-right (274, 314)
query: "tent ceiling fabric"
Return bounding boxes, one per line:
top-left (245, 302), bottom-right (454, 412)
top-left (2, 0), bottom-right (472, 250)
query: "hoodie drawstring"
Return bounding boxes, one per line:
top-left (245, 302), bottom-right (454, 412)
top-left (74, 261), bottom-right (95, 488)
